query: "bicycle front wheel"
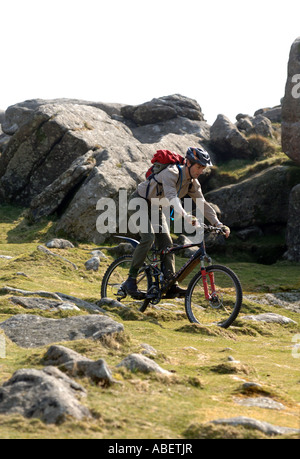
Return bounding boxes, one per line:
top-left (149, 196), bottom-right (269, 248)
top-left (185, 264), bottom-right (242, 328)
top-left (101, 255), bottom-right (151, 306)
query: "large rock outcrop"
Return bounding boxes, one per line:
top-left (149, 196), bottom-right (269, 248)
top-left (0, 95), bottom-right (210, 243)
top-left (284, 183), bottom-right (300, 261)
top-left (0, 89), bottom-right (299, 259)
top-left (282, 36), bottom-right (300, 164)
top-left (205, 165), bottom-right (299, 228)
top-left (121, 94), bottom-right (205, 125)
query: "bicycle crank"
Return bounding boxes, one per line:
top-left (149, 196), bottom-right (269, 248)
top-left (146, 285), bottom-right (161, 305)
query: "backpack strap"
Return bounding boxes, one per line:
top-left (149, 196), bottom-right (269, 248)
top-left (170, 165), bottom-right (183, 221)
top-left (145, 164), bottom-right (183, 200)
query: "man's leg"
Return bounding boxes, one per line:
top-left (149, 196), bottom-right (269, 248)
top-left (129, 230), bottom-right (155, 278)
top-left (156, 211), bottom-right (186, 298)
top-left (124, 201), bottom-right (155, 299)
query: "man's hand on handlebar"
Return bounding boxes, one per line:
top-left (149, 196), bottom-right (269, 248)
top-left (215, 224), bottom-right (230, 238)
top-left (204, 223), bottom-right (230, 238)
top-left (184, 216), bottom-right (230, 236)
top-left (185, 214), bottom-right (201, 228)
top-left (220, 225), bottom-right (230, 238)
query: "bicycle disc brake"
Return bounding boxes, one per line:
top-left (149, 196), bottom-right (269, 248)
top-left (209, 291), bottom-right (223, 309)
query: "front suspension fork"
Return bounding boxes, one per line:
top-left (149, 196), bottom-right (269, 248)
top-left (200, 260), bottom-right (216, 300)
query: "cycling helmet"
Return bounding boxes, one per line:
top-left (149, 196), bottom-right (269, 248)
top-left (186, 147), bottom-right (213, 167)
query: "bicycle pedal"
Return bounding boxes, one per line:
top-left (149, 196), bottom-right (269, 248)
top-left (146, 292), bottom-right (157, 299)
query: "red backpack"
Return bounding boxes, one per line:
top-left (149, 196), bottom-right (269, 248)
top-left (145, 150), bottom-right (185, 179)
top-left (145, 150), bottom-right (185, 199)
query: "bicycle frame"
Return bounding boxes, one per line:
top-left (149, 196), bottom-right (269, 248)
top-left (150, 240), bottom-right (216, 301)
top-left (115, 230), bottom-right (220, 301)
top-left (107, 227), bottom-right (242, 326)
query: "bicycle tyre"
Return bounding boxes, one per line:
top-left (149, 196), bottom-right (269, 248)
top-left (101, 255), bottom-right (151, 309)
top-left (185, 264), bottom-right (242, 328)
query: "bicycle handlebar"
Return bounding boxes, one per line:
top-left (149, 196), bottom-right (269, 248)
top-left (203, 224), bottom-right (227, 235)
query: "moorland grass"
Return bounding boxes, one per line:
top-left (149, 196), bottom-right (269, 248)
top-left (0, 205), bottom-right (299, 439)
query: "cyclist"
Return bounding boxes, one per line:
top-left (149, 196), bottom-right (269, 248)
top-left (123, 147), bottom-right (230, 299)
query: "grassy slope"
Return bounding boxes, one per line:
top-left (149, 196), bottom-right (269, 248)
top-left (0, 203), bottom-right (299, 440)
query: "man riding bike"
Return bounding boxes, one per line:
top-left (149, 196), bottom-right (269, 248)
top-left (123, 147), bottom-right (230, 299)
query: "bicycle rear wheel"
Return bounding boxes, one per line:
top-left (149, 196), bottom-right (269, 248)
top-left (101, 255), bottom-right (151, 307)
top-left (185, 264), bottom-right (242, 328)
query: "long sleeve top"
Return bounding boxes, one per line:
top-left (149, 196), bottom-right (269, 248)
top-left (137, 164), bottom-right (221, 226)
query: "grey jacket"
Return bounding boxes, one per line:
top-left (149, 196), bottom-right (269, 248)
top-left (137, 165), bottom-right (220, 226)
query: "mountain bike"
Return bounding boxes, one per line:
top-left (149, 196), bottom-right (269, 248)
top-left (101, 225), bottom-right (242, 328)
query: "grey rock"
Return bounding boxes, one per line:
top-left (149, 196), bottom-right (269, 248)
top-left (0, 286), bottom-right (62, 299)
top-left (55, 292), bottom-right (107, 314)
top-left (244, 292), bottom-right (300, 313)
top-left (234, 396), bottom-right (286, 410)
top-left (29, 151), bottom-right (96, 221)
top-left (43, 344), bottom-right (114, 384)
top-left (85, 256), bottom-right (100, 271)
top-left (9, 296), bottom-right (80, 311)
top-left (241, 382), bottom-right (263, 391)
top-left (236, 116), bottom-right (254, 134)
top-left (212, 416), bottom-right (300, 436)
top-left (251, 115), bottom-right (274, 138)
top-left (0, 366), bottom-right (90, 424)
top-left (140, 343), bottom-right (157, 356)
top-left (227, 356), bottom-right (240, 363)
top-left (236, 115), bottom-right (274, 138)
top-left (98, 297), bottom-right (129, 309)
top-left (205, 165), bottom-right (294, 228)
top-left (0, 286), bottom-right (105, 314)
top-left (0, 109), bottom-right (5, 125)
top-left (46, 239), bottom-right (75, 249)
top-left (0, 134), bottom-right (11, 153)
top-left (121, 94), bottom-right (204, 126)
top-left (117, 353), bottom-right (171, 375)
top-left (130, 115), bottom-right (210, 144)
top-left (1, 98), bottom-right (125, 135)
top-left (284, 184), bottom-right (300, 262)
top-left (0, 97), bottom-right (212, 244)
top-left (282, 37), bottom-right (300, 164)
top-left (242, 312), bottom-right (297, 325)
top-left (235, 226), bottom-right (263, 241)
top-left (254, 106), bottom-right (282, 123)
top-left (0, 103), bottom-right (122, 205)
top-left (210, 114), bottom-right (250, 160)
top-left (0, 314), bottom-right (124, 348)
top-left (90, 249), bottom-right (107, 258)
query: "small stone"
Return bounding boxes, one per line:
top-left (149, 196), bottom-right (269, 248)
top-left (242, 313), bottom-right (297, 325)
top-left (117, 353), bottom-right (171, 375)
top-left (46, 239), bottom-right (75, 249)
top-left (234, 396), bottom-right (286, 410)
top-left (140, 343), bottom-right (157, 355)
top-left (85, 256), bottom-right (100, 271)
top-left (212, 416), bottom-right (300, 436)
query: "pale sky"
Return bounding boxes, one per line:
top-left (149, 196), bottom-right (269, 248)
top-left (1, 0), bottom-right (299, 124)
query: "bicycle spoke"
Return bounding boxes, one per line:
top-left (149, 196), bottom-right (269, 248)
top-left (186, 265), bottom-right (242, 328)
top-left (101, 256), bottom-right (149, 306)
